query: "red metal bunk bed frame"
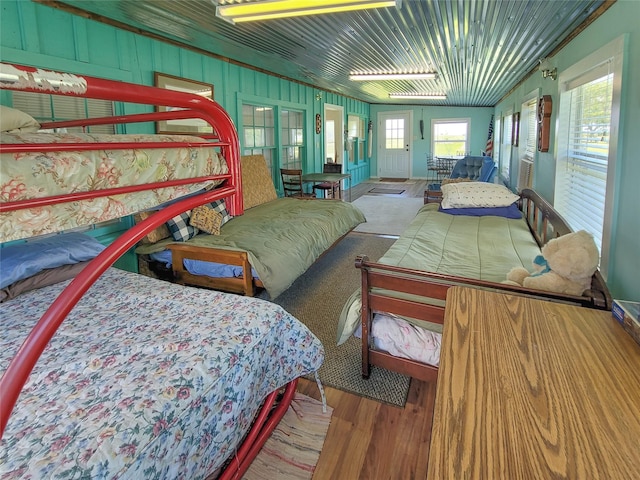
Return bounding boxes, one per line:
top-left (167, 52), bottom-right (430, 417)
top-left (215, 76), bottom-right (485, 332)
top-left (0, 62), bottom-right (293, 479)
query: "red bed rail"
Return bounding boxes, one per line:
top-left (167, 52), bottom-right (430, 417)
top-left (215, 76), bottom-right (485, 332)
top-left (0, 62), bottom-right (243, 214)
top-left (0, 63), bottom-right (245, 435)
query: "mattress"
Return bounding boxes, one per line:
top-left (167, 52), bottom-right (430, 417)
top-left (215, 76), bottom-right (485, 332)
top-left (149, 249), bottom-right (260, 279)
top-left (0, 132), bottom-right (228, 243)
top-left (0, 268), bottom-right (323, 479)
top-left (136, 197), bottom-right (366, 299)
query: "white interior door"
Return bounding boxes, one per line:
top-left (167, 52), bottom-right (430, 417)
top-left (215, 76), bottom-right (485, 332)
top-left (377, 111), bottom-right (412, 178)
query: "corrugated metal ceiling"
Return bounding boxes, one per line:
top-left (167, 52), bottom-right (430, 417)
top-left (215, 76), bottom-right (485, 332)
top-left (47, 0), bottom-right (607, 106)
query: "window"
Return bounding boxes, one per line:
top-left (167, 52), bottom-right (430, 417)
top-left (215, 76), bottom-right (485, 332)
top-left (386, 118), bottom-right (405, 149)
top-left (431, 119), bottom-right (470, 157)
top-left (11, 91), bottom-right (115, 134)
top-left (555, 37), bottom-right (624, 278)
top-left (522, 96), bottom-right (538, 161)
top-left (280, 109), bottom-right (304, 170)
top-left (347, 114), bottom-right (366, 163)
top-left (499, 111), bottom-right (512, 180)
top-left (516, 94), bottom-right (538, 191)
top-left (242, 104), bottom-right (275, 169)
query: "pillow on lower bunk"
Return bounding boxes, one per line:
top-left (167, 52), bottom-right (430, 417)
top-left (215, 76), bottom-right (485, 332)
top-left (438, 203), bottom-right (522, 219)
top-left (133, 210), bottom-right (172, 244)
top-left (166, 211), bottom-right (199, 242)
top-left (441, 182), bottom-right (519, 209)
top-left (208, 199), bottom-right (232, 224)
top-left (0, 261), bottom-right (90, 302)
top-left (190, 205), bottom-right (223, 235)
top-left (0, 233), bottom-right (105, 289)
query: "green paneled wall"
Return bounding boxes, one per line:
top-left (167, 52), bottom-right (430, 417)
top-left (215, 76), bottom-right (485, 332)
top-left (0, 0), bottom-right (370, 178)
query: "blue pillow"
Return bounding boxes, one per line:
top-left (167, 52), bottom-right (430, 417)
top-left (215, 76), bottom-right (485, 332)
top-left (0, 233), bottom-right (106, 289)
top-left (166, 211), bottom-right (199, 242)
top-left (438, 203), bottom-right (522, 219)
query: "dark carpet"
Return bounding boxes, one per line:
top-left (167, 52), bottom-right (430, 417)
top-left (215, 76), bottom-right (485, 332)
top-left (271, 232), bottom-right (412, 407)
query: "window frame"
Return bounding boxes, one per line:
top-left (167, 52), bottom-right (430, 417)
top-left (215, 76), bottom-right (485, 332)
top-left (554, 35), bottom-right (624, 279)
top-left (430, 118), bottom-right (471, 158)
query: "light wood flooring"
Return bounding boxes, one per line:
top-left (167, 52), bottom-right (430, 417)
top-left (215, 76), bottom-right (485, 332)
top-left (297, 178), bottom-right (436, 479)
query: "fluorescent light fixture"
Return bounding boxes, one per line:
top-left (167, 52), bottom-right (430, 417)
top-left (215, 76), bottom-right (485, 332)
top-left (216, 0), bottom-right (401, 24)
top-left (350, 72), bottom-right (437, 81)
top-left (389, 93), bottom-right (447, 100)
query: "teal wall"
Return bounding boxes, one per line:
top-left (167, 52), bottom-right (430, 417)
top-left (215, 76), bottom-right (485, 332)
top-left (369, 104), bottom-right (494, 178)
top-left (0, 0), bottom-right (370, 182)
top-left (495, 0), bottom-right (640, 302)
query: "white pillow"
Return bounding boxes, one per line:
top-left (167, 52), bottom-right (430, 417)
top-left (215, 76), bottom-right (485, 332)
top-left (336, 290), bottom-right (362, 345)
top-left (440, 182), bottom-right (519, 209)
top-left (0, 105), bottom-right (41, 133)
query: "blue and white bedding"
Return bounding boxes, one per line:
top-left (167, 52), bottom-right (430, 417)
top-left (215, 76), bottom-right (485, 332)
top-left (0, 268), bottom-right (323, 479)
top-left (150, 249), bottom-right (259, 279)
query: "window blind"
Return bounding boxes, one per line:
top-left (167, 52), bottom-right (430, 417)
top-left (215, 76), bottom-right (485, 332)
top-left (524, 98), bottom-right (537, 160)
top-left (555, 66), bottom-right (613, 253)
top-left (11, 91), bottom-right (114, 134)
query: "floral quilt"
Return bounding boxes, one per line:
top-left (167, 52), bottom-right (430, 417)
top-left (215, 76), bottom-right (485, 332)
top-left (0, 268), bottom-right (324, 479)
top-left (0, 132), bottom-right (229, 243)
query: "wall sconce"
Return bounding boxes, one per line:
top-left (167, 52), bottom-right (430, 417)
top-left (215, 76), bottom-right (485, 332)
top-left (315, 92), bottom-right (322, 101)
top-left (539, 58), bottom-right (557, 81)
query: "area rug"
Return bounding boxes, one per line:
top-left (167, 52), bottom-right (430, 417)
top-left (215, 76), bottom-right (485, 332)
top-left (272, 233), bottom-right (411, 407)
top-left (379, 178), bottom-right (408, 182)
top-left (352, 195), bottom-right (425, 236)
top-left (243, 392), bottom-right (333, 480)
top-left (368, 187), bottom-right (405, 195)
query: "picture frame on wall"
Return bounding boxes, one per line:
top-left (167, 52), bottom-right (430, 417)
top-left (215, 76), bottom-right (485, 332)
top-left (512, 112), bottom-right (520, 147)
top-left (154, 72), bottom-right (214, 135)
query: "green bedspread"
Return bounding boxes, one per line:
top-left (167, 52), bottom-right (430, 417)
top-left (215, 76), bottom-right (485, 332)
top-left (380, 203), bottom-right (540, 281)
top-left (137, 198), bottom-right (366, 298)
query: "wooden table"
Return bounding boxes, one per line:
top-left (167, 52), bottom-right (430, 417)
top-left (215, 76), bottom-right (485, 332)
top-left (427, 286), bottom-right (640, 479)
top-left (301, 172), bottom-right (351, 201)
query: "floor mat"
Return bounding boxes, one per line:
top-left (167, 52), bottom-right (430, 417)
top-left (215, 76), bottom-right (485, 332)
top-left (379, 178), bottom-right (408, 182)
top-left (368, 187), bottom-right (405, 195)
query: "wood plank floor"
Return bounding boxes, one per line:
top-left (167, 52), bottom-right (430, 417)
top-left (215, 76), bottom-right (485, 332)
top-left (297, 179), bottom-right (436, 479)
top-left (297, 377), bottom-right (437, 480)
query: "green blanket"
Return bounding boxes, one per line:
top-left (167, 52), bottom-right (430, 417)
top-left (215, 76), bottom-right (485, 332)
top-left (136, 198), bottom-right (366, 298)
top-left (380, 203), bottom-right (540, 281)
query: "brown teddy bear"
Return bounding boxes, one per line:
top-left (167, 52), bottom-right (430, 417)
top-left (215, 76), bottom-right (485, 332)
top-left (504, 230), bottom-right (599, 296)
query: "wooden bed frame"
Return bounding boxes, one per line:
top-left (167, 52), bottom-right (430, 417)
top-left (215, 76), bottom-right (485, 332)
top-left (0, 62), bottom-right (297, 479)
top-left (356, 188), bottom-right (612, 382)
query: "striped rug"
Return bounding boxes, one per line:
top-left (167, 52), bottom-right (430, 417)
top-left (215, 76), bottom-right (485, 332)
top-left (243, 393), bottom-right (333, 480)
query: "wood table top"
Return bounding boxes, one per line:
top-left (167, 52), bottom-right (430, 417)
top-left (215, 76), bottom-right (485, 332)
top-left (427, 286), bottom-right (640, 479)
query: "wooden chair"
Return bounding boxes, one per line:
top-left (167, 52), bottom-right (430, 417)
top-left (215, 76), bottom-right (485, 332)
top-left (280, 168), bottom-right (316, 198)
top-left (312, 163), bottom-right (342, 199)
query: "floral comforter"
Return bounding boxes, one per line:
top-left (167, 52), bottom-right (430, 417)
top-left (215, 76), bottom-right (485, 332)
top-left (0, 132), bottom-right (229, 243)
top-left (0, 268), bottom-right (323, 479)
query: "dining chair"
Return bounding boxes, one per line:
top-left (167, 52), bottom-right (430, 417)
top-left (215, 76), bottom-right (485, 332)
top-left (280, 168), bottom-right (316, 198)
top-left (312, 163), bottom-right (342, 199)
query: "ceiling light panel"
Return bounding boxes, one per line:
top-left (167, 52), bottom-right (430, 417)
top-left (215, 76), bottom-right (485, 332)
top-left (216, 0), bottom-right (401, 24)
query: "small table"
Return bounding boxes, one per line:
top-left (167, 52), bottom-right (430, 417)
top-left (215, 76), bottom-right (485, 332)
top-left (427, 287), bottom-right (640, 479)
top-left (301, 172), bottom-right (352, 201)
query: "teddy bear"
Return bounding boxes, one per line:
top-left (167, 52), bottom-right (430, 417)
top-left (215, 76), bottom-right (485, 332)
top-left (504, 230), bottom-right (599, 296)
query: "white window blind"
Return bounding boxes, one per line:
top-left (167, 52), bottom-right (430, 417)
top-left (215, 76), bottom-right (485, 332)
top-left (11, 91), bottom-right (115, 134)
top-left (524, 98), bottom-right (538, 160)
top-left (555, 66), bottom-right (613, 254)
